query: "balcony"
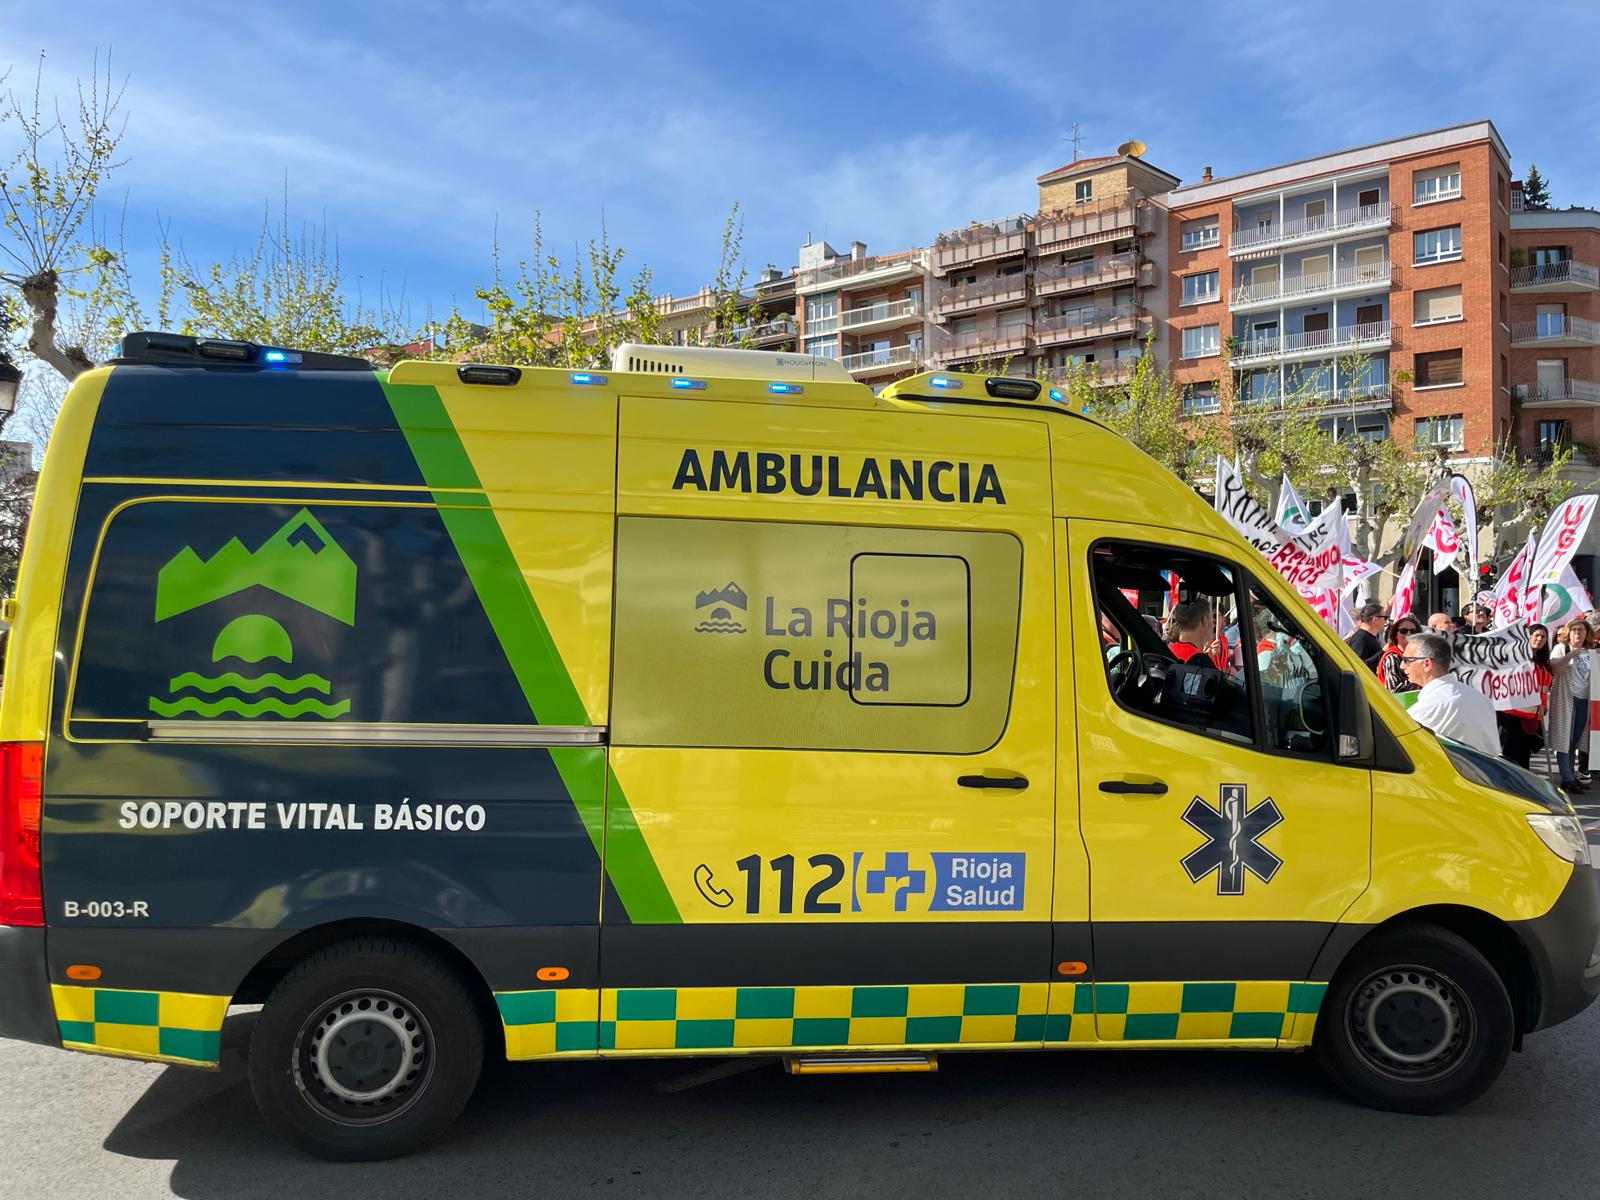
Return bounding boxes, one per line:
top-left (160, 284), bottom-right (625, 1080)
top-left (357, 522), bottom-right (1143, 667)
top-left (936, 274), bottom-right (1027, 316)
top-left (1034, 252), bottom-right (1141, 298)
top-left (1034, 303), bottom-right (1143, 348)
top-left (720, 314), bottom-right (797, 346)
top-left (840, 298), bottom-right (923, 333)
top-left (1513, 379), bottom-right (1600, 407)
top-left (1044, 360), bottom-right (1141, 387)
top-left (1229, 319), bottom-right (1392, 366)
top-left (1230, 262), bottom-right (1392, 311)
top-left (933, 224), bottom-right (1027, 275)
top-left (937, 323), bottom-right (1033, 364)
top-left (1228, 202), bottom-right (1392, 256)
top-left (1510, 315), bottom-right (1600, 347)
top-left (1510, 261), bottom-right (1600, 292)
top-left (796, 250), bottom-right (925, 294)
top-left (841, 343), bottom-right (922, 375)
top-left (1033, 191), bottom-right (1148, 252)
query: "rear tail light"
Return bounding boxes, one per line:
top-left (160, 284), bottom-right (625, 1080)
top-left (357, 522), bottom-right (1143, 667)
top-left (0, 742), bottom-right (44, 926)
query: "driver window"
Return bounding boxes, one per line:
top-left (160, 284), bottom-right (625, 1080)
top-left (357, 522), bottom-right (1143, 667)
top-left (1090, 541), bottom-right (1256, 746)
top-left (1245, 580), bottom-right (1334, 756)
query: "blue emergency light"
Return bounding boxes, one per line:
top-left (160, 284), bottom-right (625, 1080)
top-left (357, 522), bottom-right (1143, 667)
top-left (768, 382), bottom-right (803, 394)
top-left (670, 377), bottom-right (707, 390)
top-left (570, 372), bottom-right (607, 386)
top-left (928, 375), bottom-right (963, 390)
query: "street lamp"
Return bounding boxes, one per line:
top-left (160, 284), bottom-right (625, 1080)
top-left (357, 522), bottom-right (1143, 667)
top-left (0, 356), bottom-right (19, 419)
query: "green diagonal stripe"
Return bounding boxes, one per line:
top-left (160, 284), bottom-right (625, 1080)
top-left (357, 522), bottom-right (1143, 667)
top-left (381, 380), bottom-right (679, 923)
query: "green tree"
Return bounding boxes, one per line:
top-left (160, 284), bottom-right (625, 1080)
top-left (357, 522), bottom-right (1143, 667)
top-left (159, 196), bottom-right (400, 354)
top-left (1064, 340), bottom-right (1208, 483)
top-left (1521, 163), bottom-right (1551, 210)
top-left (1, 52), bottom-right (142, 383)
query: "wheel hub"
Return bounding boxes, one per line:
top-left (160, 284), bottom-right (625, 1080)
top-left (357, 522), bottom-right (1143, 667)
top-left (1349, 966), bottom-right (1471, 1080)
top-left (295, 991), bottom-right (432, 1124)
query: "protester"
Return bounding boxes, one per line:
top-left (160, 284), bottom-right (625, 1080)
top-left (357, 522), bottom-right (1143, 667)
top-left (1427, 611), bottom-right (1458, 634)
top-left (1377, 616), bottom-right (1421, 693)
top-left (1344, 602), bottom-right (1386, 669)
top-left (1402, 631), bottom-right (1501, 755)
top-left (1549, 618), bottom-right (1593, 792)
top-left (1498, 622), bottom-right (1552, 769)
top-left (1166, 599), bottom-right (1220, 669)
top-left (1472, 605), bottom-right (1492, 633)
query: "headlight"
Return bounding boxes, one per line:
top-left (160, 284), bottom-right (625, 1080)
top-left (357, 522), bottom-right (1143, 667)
top-left (1527, 813), bottom-right (1592, 865)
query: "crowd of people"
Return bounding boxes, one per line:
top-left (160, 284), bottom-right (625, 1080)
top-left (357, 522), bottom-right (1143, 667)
top-left (1348, 600), bottom-right (1597, 789)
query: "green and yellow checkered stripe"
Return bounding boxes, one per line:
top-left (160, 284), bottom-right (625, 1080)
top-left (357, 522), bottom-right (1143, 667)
top-left (1087, 981), bottom-right (1328, 1044)
top-left (52, 985), bottom-right (229, 1066)
top-left (494, 980), bottom-right (1327, 1058)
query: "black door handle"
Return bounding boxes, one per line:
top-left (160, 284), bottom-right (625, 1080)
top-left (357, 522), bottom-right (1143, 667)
top-left (1099, 779), bottom-right (1168, 795)
top-left (957, 774), bottom-right (1029, 790)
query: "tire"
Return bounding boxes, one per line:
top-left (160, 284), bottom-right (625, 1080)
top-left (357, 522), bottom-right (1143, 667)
top-left (247, 937), bottom-right (485, 1161)
top-left (1315, 923), bottom-right (1514, 1115)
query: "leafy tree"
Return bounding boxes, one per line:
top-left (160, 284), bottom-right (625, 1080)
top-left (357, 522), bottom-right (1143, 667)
top-left (0, 52), bottom-right (140, 383)
top-left (1521, 163), bottom-right (1551, 210)
top-left (159, 196), bottom-right (401, 354)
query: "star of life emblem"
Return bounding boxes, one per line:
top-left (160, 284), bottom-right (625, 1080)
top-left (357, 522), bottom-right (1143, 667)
top-left (1181, 784), bottom-right (1283, 896)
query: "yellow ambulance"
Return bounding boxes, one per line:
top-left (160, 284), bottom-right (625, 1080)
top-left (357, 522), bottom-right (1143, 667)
top-left (0, 331), bottom-right (1594, 1160)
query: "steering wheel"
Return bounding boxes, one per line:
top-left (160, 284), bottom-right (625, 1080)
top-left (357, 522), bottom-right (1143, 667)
top-left (1108, 647), bottom-right (1172, 707)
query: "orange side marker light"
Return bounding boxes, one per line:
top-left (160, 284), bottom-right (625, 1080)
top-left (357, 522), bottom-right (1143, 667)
top-left (1056, 961), bottom-right (1088, 977)
top-left (535, 965), bottom-right (570, 982)
top-left (66, 964), bottom-right (102, 981)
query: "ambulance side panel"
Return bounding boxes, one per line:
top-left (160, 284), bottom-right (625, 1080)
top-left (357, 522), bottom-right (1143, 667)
top-left (38, 364), bottom-right (618, 1066)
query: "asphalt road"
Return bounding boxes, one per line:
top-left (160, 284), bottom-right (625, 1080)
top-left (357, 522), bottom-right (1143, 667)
top-left (2, 992), bottom-right (1597, 1200)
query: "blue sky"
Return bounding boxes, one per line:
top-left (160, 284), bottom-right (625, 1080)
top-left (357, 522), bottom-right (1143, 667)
top-left (6, 0), bottom-right (1600, 332)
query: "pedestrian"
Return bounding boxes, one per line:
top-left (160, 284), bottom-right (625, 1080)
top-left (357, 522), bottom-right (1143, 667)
top-left (1377, 615), bottom-right (1421, 693)
top-left (1548, 618), bottom-right (1593, 792)
top-left (1498, 622), bottom-right (1552, 769)
top-left (1344, 601), bottom-right (1386, 669)
top-left (1427, 611), bottom-right (1458, 634)
top-left (1402, 631), bottom-right (1501, 756)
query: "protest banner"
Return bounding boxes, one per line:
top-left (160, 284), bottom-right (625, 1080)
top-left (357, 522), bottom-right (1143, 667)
top-left (1529, 495), bottom-right (1598, 590)
top-left (1447, 625), bottom-right (1539, 712)
top-left (1540, 565), bottom-right (1594, 627)
top-left (1213, 457), bottom-right (1343, 592)
top-left (1491, 532), bottom-right (1535, 628)
top-left (1389, 560), bottom-right (1417, 621)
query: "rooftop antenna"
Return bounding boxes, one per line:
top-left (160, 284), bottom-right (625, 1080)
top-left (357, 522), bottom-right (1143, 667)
top-left (1066, 122), bottom-right (1084, 160)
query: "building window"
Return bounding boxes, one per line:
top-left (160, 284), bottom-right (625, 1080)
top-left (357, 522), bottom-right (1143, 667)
top-left (1538, 419), bottom-right (1572, 459)
top-left (1181, 324), bottom-right (1220, 358)
top-left (1415, 414), bottom-right (1465, 450)
top-left (1181, 270), bottom-right (1220, 305)
top-left (1413, 284), bottom-right (1463, 325)
top-left (1357, 187), bottom-right (1381, 209)
top-left (1414, 349), bottom-right (1463, 388)
top-left (1181, 219), bottom-right (1220, 251)
top-left (1500, 293), bottom-right (1508, 324)
top-left (1413, 163), bottom-right (1461, 205)
top-left (1498, 232), bottom-right (1507, 268)
top-left (1320, 415), bottom-right (1391, 443)
top-left (1075, 180), bottom-right (1093, 203)
top-left (1414, 227), bottom-right (1462, 265)
top-left (1183, 386), bottom-right (1219, 414)
top-left (1538, 302), bottom-right (1569, 337)
top-left (804, 337), bottom-right (838, 359)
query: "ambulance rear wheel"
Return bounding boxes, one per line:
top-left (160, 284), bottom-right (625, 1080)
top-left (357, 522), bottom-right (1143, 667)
top-left (1315, 924), bottom-right (1513, 1114)
top-left (248, 938), bottom-right (485, 1161)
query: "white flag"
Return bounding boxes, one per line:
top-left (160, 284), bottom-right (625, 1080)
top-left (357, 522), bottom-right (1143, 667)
top-left (1541, 565), bottom-right (1595, 627)
top-left (1450, 474), bottom-right (1479, 581)
top-left (1275, 474), bottom-right (1310, 534)
top-left (1423, 507), bottom-right (1461, 576)
top-left (1389, 561), bottom-right (1418, 621)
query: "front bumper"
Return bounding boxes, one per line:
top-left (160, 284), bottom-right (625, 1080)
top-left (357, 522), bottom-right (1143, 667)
top-left (1514, 864), bottom-right (1600, 1032)
top-left (0, 925), bottom-right (58, 1047)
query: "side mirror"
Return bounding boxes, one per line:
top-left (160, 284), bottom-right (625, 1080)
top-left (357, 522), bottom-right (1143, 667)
top-left (1337, 669), bottom-right (1374, 761)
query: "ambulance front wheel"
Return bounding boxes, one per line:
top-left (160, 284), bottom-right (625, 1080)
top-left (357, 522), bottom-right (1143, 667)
top-left (1316, 924), bottom-right (1514, 1115)
top-left (248, 937), bottom-right (486, 1161)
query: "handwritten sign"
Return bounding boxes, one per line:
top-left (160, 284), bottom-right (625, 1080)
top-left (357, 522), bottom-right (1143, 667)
top-left (1448, 625), bottom-right (1539, 711)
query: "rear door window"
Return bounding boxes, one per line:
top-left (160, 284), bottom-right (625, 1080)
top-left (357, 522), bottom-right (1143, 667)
top-left (68, 499), bottom-right (533, 737)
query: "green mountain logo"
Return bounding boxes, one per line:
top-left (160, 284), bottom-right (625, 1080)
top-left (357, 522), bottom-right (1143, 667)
top-left (155, 509), bottom-right (357, 624)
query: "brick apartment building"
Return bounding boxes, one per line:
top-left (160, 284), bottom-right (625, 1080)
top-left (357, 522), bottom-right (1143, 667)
top-left (928, 153), bottom-right (1178, 380)
top-left (1163, 121), bottom-right (1515, 466)
top-left (791, 239), bottom-right (931, 383)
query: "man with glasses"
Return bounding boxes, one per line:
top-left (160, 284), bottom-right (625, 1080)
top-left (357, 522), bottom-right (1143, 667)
top-left (1402, 631), bottom-right (1500, 755)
